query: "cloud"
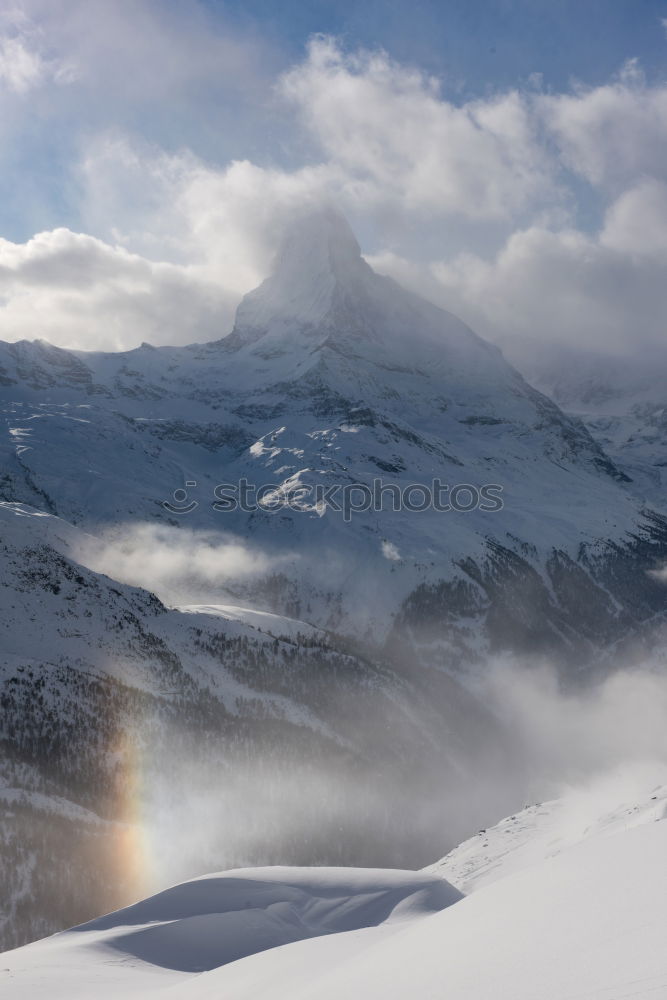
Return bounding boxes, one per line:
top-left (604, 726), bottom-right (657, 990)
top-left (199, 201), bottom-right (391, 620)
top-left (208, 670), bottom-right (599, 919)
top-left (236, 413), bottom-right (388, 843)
top-left (600, 177), bottom-right (667, 256)
top-left (0, 227), bottom-right (236, 350)
top-left (0, 35), bottom-right (44, 93)
top-left (648, 563), bottom-right (667, 584)
top-left (127, 654), bottom-right (667, 890)
top-left (280, 36), bottom-right (558, 222)
top-left (428, 224), bottom-right (667, 355)
top-left (0, 130), bottom-right (346, 349)
top-left (0, 32), bottom-right (565, 351)
top-left (3, 26), bottom-right (667, 355)
top-left (1, 0), bottom-right (270, 108)
top-left (479, 660), bottom-right (667, 779)
top-left (0, 0), bottom-right (279, 251)
top-left (78, 135), bottom-right (340, 289)
top-left (74, 522), bottom-right (289, 605)
top-left (333, 43), bottom-right (667, 357)
top-left (0, 11), bottom-right (75, 94)
top-left (540, 59), bottom-right (667, 190)
top-left (371, 175), bottom-right (667, 357)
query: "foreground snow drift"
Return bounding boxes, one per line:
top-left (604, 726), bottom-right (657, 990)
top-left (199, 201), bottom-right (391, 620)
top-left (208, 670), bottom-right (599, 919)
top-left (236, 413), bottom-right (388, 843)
top-left (0, 868), bottom-right (460, 999)
top-left (3, 781), bottom-right (667, 999)
top-left (201, 820), bottom-right (667, 1000)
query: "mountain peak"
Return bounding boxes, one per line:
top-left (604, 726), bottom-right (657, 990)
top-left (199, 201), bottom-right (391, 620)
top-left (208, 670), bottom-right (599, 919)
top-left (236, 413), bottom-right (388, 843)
top-left (233, 206), bottom-right (372, 337)
top-left (274, 205), bottom-right (363, 280)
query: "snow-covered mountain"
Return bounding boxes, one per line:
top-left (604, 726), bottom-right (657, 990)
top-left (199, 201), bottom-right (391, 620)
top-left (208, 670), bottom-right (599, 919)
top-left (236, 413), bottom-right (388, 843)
top-left (2, 208), bottom-right (667, 666)
top-left (516, 343), bottom-right (667, 509)
top-left (3, 209), bottom-right (667, 951)
top-left (4, 777), bottom-right (666, 999)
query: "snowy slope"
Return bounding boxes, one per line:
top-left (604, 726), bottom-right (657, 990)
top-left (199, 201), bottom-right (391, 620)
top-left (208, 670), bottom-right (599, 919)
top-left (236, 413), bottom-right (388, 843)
top-left (175, 604), bottom-right (326, 641)
top-left (428, 770), bottom-right (667, 892)
top-left (0, 502), bottom-right (485, 773)
top-left (0, 501), bottom-right (339, 725)
top-left (200, 819), bottom-right (667, 1000)
top-left (4, 782), bottom-right (666, 999)
top-left (515, 342), bottom-right (667, 508)
top-left (0, 868), bottom-right (460, 999)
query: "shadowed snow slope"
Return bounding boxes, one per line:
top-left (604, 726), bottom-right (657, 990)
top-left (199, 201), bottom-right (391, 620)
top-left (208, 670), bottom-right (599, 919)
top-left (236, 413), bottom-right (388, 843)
top-left (197, 820), bottom-right (667, 1000)
top-left (0, 868), bottom-right (460, 999)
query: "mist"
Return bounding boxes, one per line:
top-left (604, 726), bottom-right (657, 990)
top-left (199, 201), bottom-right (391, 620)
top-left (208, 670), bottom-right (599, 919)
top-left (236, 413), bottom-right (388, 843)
top-left (476, 659), bottom-right (667, 783)
top-left (122, 655), bottom-right (667, 897)
top-left (72, 522), bottom-right (292, 606)
top-left (68, 524), bottom-right (667, 888)
top-left (62, 521), bottom-right (667, 897)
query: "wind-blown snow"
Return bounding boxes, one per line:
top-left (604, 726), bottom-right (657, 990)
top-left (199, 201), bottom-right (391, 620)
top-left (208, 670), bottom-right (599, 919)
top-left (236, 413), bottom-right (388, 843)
top-left (428, 770), bottom-right (667, 893)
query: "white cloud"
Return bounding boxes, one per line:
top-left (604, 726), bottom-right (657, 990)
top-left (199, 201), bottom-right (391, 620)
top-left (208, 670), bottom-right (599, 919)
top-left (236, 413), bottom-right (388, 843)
top-left (280, 36), bottom-right (558, 222)
top-left (78, 135), bottom-right (342, 291)
top-left (426, 224), bottom-right (667, 355)
top-left (74, 523), bottom-right (288, 605)
top-left (0, 228), bottom-right (236, 350)
top-left (0, 5), bottom-right (78, 95)
top-left (648, 563), bottom-right (667, 584)
top-left (371, 175), bottom-right (667, 356)
top-left (3, 26), bottom-right (667, 356)
top-left (0, 35), bottom-right (44, 93)
top-left (0, 133), bottom-right (348, 349)
top-left (600, 178), bottom-right (667, 256)
top-left (358, 50), bottom-right (667, 357)
top-left (2, 0), bottom-right (269, 105)
top-left (477, 660), bottom-right (667, 779)
top-left (540, 60), bottom-right (667, 189)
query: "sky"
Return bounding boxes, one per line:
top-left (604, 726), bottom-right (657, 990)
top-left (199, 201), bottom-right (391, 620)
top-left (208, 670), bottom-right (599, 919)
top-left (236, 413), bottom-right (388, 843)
top-left (1, 0), bottom-right (667, 355)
